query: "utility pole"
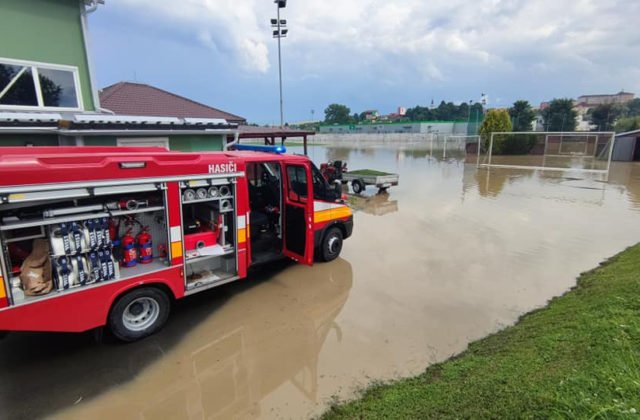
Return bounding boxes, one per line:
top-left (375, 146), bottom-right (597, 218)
top-left (271, 1), bottom-right (288, 128)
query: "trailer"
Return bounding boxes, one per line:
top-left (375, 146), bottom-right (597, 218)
top-left (0, 146), bottom-right (353, 341)
top-left (342, 169), bottom-right (399, 194)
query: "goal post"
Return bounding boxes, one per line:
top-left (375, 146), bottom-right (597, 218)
top-left (478, 131), bottom-right (615, 175)
top-left (544, 133), bottom-right (600, 157)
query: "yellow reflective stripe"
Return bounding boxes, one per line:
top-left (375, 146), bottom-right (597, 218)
top-left (171, 241), bottom-right (183, 259)
top-left (238, 228), bottom-right (246, 243)
top-left (332, 206), bottom-right (353, 219)
top-left (314, 206), bottom-right (352, 223)
top-left (0, 276), bottom-right (6, 299)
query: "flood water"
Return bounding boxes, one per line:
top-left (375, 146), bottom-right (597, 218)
top-left (2, 145), bottom-right (640, 419)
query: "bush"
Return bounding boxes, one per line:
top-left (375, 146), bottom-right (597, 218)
top-left (479, 109), bottom-right (512, 152)
top-left (500, 134), bottom-right (537, 155)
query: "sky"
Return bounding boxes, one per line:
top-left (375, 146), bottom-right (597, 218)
top-left (88, 0), bottom-right (640, 124)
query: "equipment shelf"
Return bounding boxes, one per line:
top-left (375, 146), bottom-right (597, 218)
top-left (185, 270), bottom-right (237, 291)
top-left (182, 196), bottom-right (233, 205)
top-left (184, 246), bottom-right (235, 263)
top-left (9, 259), bottom-right (170, 307)
top-left (0, 206), bottom-right (165, 231)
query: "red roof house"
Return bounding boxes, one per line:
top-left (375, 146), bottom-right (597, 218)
top-left (100, 82), bottom-right (246, 124)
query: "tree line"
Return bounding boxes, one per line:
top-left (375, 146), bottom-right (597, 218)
top-left (323, 101), bottom-right (485, 125)
top-left (588, 99), bottom-right (640, 132)
top-left (322, 97), bottom-right (640, 134)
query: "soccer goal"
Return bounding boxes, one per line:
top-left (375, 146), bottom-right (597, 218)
top-left (444, 135), bottom-right (480, 152)
top-left (476, 131), bottom-right (615, 175)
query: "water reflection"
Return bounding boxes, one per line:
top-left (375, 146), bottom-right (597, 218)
top-left (348, 192), bottom-right (399, 216)
top-left (1, 259), bottom-right (352, 419)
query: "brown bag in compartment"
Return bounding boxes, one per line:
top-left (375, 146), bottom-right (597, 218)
top-left (20, 239), bottom-right (53, 296)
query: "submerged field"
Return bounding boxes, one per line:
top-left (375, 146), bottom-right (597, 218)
top-left (2, 147), bottom-right (640, 419)
top-left (324, 243), bottom-right (640, 419)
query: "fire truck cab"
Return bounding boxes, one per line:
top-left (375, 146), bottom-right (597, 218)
top-left (0, 147), bottom-right (353, 341)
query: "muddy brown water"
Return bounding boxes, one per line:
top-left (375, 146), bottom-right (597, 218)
top-left (1, 145), bottom-right (640, 419)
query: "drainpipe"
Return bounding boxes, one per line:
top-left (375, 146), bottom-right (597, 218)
top-left (225, 131), bottom-right (240, 151)
top-left (80, 0), bottom-right (104, 112)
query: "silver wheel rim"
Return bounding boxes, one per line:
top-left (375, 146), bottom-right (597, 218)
top-left (328, 236), bottom-right (340, 254)
top-left (123, 297), bottom-right (160, 332)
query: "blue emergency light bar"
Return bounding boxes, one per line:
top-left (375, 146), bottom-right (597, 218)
top-left (233, 144), bottom-right (287, 154)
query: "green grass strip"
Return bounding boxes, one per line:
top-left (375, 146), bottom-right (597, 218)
top-left (346, 169), bottom-right (393, 176)
top-left (324, 244), bottom-right (640, 419)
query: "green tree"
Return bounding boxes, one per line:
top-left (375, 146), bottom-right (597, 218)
top-left (508, 100), bottom-right (536, 132)
top-left (405, 105), bottom-right (433, 121)
top-left (324, 104), bottom-right (352, 124)
top-left (541, 98), bottom-right (577, 131)
top-left (479, 109), bottom-right (513, 153)
top-left (614, 116), bottom-right (640, 133)
top-left (589, 103), bottom-right (625, 131)
top-left (624, 98), bottom-right (640, 117)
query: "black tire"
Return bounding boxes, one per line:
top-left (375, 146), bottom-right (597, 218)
top-left (0, 331), bottom-right (8, 340)
top-left (352, 179), bottom-right (365, 194)
top-left (321, 227), bottom-right (343, 262)
top-left (108, 287), bottom-right (170, 342)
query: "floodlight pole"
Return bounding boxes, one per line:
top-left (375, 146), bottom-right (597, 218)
top-left (273, 2), bottom-right (286, 128)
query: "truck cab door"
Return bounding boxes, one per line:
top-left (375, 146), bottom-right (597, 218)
top-left (283, 163), bottom-right (314, 265)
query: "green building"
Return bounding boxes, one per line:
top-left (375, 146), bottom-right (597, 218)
top-left (0, 0), bottom-right (237, 149)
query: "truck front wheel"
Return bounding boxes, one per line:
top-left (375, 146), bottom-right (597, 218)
top-left (321, 227), bottom-right (343, 262)
top-left (108, 287), bottom-right (170, 342)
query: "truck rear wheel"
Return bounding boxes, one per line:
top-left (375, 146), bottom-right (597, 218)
top-left (321, 227), bottom-right (343, 262)
top-left (352, 179), bottom-right (365, 194)
top-left (108, 287), bottom-right (170, 342)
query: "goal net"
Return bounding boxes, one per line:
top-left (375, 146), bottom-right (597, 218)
top-left (476, 132), bottom-right (615, 174)
top-left (425, 134), bottom-right (480, 159)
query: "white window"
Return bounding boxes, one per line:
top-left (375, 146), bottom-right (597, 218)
top-left (117, 137), bottom-right (170, 149)
top-left (0, 57), bottom-right (83, 111)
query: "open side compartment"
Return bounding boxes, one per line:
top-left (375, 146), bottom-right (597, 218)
top-left (0, 186), bottom-right (170, 306)
top-left (180, 179), bottom-right (238, 291)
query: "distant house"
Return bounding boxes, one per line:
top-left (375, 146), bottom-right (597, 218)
top-left (576, 91), bottom-right (635, 108)
top-left (362, 110), bottom-right (379, 121)
top-left (0, 0), bottom-right (237, 150)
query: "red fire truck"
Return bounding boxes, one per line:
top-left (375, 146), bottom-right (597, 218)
top-left (0, 147), bottom-right (353, 341)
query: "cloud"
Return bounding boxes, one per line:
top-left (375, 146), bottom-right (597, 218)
top-left (98, 0), bottom-right (640, 120)
top-left (116, 0), bottom-right (272, 73)
top-left (113, 0), bottom-right (638, 81)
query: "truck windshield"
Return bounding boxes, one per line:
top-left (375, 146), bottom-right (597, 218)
top-left (311, 162), bottom-right (340, 202)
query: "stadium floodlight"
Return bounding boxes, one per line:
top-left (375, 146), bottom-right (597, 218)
top-left (271, 0), bottom-right (288, 127)
top-left (271, 19), bottom-right (287, 27)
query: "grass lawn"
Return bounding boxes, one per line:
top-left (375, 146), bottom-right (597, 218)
top-left (346, 169), bottom-right (393, 176)
top-left (324, 244), bottom-right (640, 419)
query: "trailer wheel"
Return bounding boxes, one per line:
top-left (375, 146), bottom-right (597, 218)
top-left (321, 227), bottom-right (343, 262)
top-left (352, 179), bottom-right (365, 194)
top-left (108, 287), bottom-right (170, 342)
